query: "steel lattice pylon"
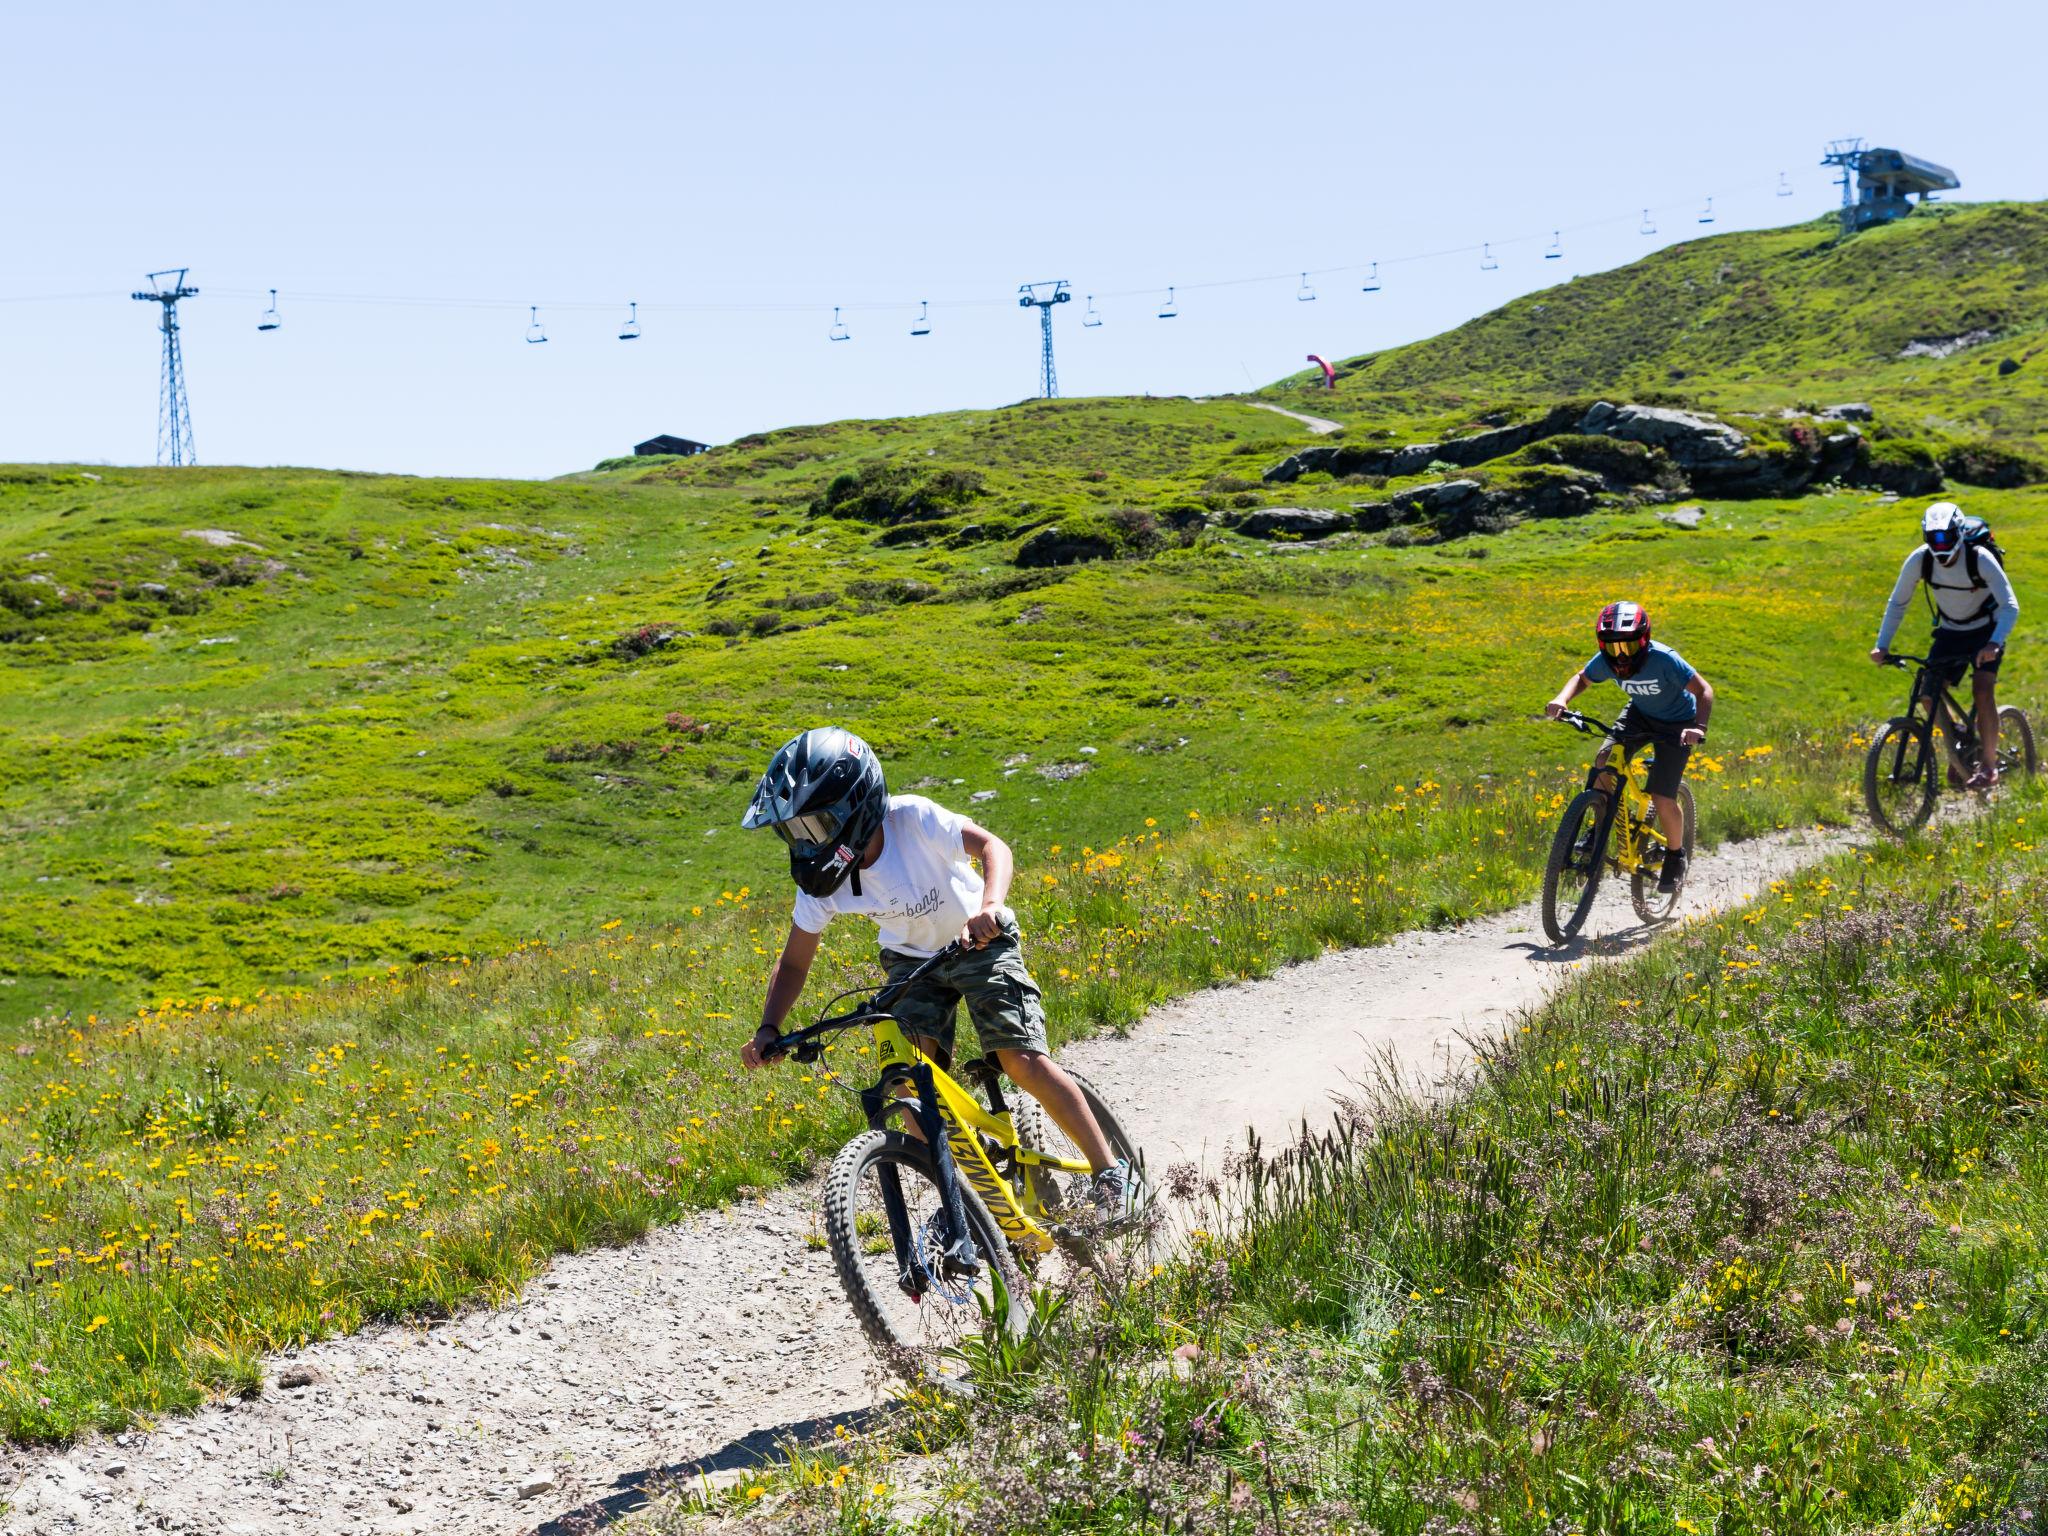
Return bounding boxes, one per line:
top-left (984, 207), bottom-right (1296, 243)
top-left (1016, 281), bottom-right (1071, 400)
top-left (132, 269), bottom-right (198, 466)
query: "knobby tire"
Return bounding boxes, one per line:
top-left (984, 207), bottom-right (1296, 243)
top-left (822, 1130), bottom-right (1029, 1389)
top-left (1630, 780), bottom-right (1696, 926)
top-left (1863, 716), bottom-right (1937, 836)
top-left (1541, 789), bottom-right (1608, 945)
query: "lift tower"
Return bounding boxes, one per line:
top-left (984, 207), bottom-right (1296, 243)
top-left (132, 269), bottom-right (199, 466)
top-left (1017, 281), bottom-right (1071, 400)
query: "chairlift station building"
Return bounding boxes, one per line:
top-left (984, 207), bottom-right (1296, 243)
top-left (1822, 142), bottom-right (1959, 232)
top-left (633, 434), bottom-right (710, 458)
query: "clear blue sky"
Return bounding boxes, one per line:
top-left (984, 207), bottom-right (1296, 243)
top-left (4, 0), bottom-right (2042, 478)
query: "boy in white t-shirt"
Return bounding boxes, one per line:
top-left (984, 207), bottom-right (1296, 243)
top-left (736, 727), bottom-right (1132, 1217)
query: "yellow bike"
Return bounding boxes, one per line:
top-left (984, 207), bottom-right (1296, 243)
top-left (1540, 710), bottom-right (1696, 943)
top-left (765, 943), bottom-right (1149, 1378)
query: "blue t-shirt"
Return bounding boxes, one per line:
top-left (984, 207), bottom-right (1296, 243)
top-left (1583, 640), bottom-right (1698, 724)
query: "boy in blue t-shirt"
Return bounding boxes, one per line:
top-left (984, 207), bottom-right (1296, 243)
top-left (1544, 600), bottom-right (1715, 892)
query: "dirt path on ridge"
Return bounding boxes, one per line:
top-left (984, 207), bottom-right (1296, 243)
top-left (2, 823), bottom-right (1862, 1536)
top-left (1242, 401), bottom-right (1343, 434)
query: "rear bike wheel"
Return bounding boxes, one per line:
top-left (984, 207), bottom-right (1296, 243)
top-left (1997, 705), bottom-right (2038, 779)
top-left (1013, 1068), bottom-right (1151, 1232)
top-left (1540, 789), bottom-right (1609, 945)
top-left (822, 1130), bottom-right (1029, 1386)
top-left (1630, 781), bottom-right (1697, 925)
top-left (1863, 716), bottom-right (1937, 836)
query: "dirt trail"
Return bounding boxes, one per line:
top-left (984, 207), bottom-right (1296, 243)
top-left (1242, 401), bottom-right (1343, 435)
top-left (2, 824), bottom-right (1859, 1536)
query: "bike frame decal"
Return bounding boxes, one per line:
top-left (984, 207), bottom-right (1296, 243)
top-left (871, 1022), bottom-right (1056, 1255)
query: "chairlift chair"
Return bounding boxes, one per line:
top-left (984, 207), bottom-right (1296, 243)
top-left (1544, 231), bottom-right (1562, 260)
top-left (1777, 171), bottom-right (1793, 197)
top-left (1082, 294), bottom-right (1102, 328)
top-left (910, 300), bottom-right (931, 337)
top-left (1640, 209), bottom-right (1657, 236)
top-left (525, 305), bottom-right (547, 345)
top-left (1480, 242), bottom-right (1499, 271)
top-left (1296, 271), bottom-right (1316, 302)
top-left (1361, 262), bottom-right (1381, 293)
top-left (1157, 285), bottom-right (1178, 319)
top-left (828, 306), bottom-right (850, 342)
top-left (1698, 196), bottom-right (1715, 225)
top-left (257, 288), bottom-right (281, 332)
top-left (618, 301), bottom-right (641, 341)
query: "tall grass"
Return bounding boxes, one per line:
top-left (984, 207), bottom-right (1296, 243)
top-left (724, 785), bottom-right (2048, 1535)
top-left (0, 750), bottom-right (1843, 1442)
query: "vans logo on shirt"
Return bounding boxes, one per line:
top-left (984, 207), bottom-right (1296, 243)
top-left (1620, 678), bottom-right (1665, 697)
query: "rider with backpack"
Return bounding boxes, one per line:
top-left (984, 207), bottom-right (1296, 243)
top-left (1871, 501), bottom-right (2019, 789)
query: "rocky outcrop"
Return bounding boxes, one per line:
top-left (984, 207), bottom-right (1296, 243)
top-left (1820, 403), bottom-right (1874, 421)
top-left (1015, 524), bottom-right (1121, 568)
top-left (1347, 471), bottom-right (1599, 541)
top-left (1579, 401), bottom-right (1747, 468)
top-left (1262, 403), bottom-right (1583, 484)
top-left (1236, 507), bottom-right (1352, 540)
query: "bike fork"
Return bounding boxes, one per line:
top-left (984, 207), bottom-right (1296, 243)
top-left (861, 1064), bottom-right (983, 1299)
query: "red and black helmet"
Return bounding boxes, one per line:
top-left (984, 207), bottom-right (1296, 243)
top-left (1595, 600), bottom-right (1653, 677)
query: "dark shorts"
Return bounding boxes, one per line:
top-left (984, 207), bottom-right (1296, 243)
top-left (1608, 705), bottom-right (1692, 799)
top-left (878, 915), bottom-right (1049, 1062)
top-left (1927, 621), bottom-right (2003, 687)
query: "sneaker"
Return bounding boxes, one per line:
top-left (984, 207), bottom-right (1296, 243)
top-left (1657, 848), bottom-right (1686, 894)
top-left (1967, 767), bottom-right (1999, 791)
top-left (1090, 1161), bottom-right (1136, 1227)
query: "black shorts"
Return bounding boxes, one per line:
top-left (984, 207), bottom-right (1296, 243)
top-left (1926, 621), bottom-right (2003, 687)
top-left (1609, 705), bottom-right (1692, 798)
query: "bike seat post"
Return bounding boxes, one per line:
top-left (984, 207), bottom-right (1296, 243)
top-left (963, 1056), bottom-right (1008, 1115)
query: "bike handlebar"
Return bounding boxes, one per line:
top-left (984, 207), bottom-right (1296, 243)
top-left (761, 940), bottom-right (967, 1064)
top-left (1880, 652), bottom-right (1929, 669)
top-left (1548, 709), bottom-right (1608, 736)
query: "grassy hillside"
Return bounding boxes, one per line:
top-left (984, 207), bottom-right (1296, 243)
top-left (5, 444), bottom-right (2039, 1023)
top-left (703, 788), bottom-right (2048, 1535)
top-left (1266, 201), bottom-right (2048, 452)
top-left (0, 202), bottom-right (2045, 1442)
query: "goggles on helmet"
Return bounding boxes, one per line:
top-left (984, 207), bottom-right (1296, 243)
top-left (768, 809), bottom-right (843, 850)
top-left (1924, 523), bottom-right (1961, 553)
top-left (1599, 636), bottom-right (1648, 660)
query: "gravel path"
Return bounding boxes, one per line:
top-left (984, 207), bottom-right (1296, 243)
top-left (0, 822), bottom-right (1863, 1536)
top-left (1241, 401), bottom-right (1343, 434)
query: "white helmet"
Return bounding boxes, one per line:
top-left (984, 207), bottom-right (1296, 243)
top-left (1922, 501), bottom-right (1966, 566)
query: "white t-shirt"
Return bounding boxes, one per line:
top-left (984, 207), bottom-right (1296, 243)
top-left (790, 794), bottom-right (984, 958)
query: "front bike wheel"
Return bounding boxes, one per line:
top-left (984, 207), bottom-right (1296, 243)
top-left (1540, 790), bottom-right (1609, 944)
top-left (1013, 1068), bottom-right (1151, 1230)
top-left (822, 1131), bottom-right (1029, 1385)
top-left (1631, 781), bottom-right (1697, 926)
top-left (1997, 705), bottom-right (2038, 779)
top-left (1864, 716), bottom-right (1937, 836)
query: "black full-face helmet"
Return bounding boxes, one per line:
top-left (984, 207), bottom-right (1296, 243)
top-left (742, 727), bottom-right (889, 898)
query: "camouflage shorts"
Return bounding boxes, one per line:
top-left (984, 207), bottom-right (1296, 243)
top-left (878, 916), bottom-right (1049, 1062)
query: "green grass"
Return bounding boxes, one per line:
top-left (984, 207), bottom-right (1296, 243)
top-left (716, 786), bottom-right (2048, 1535)
top-left (3, 202), bottom-right (2046, 1446)
top-left (3, 446), bottom-right (2041, 1023)
top-left (1263, 201), bottom-right (2048, 455)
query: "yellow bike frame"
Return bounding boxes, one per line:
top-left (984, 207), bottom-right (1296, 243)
top-left (865, 1017), bottom-right (1093, 1258)
top-left (1591, 747), bottom-right (1660, 875)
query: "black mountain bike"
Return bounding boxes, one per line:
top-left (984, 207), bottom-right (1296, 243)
top-left (1863, 652), bottom-right (2037, 836)
top-left (1540, 710), bottom-right (1697, 944)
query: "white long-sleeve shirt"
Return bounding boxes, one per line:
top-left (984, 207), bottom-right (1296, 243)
top-left (1875, 545), bottom-right (2018, 650)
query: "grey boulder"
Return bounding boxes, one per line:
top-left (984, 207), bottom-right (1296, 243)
top-left (1581, 401), bottom-right (1748, 467)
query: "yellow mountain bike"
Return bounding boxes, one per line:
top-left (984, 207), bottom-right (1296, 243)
top-left (1540, 710), bottom-right (1697, 943)
top-left (765, 943), bottom-right (1149, 1381)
